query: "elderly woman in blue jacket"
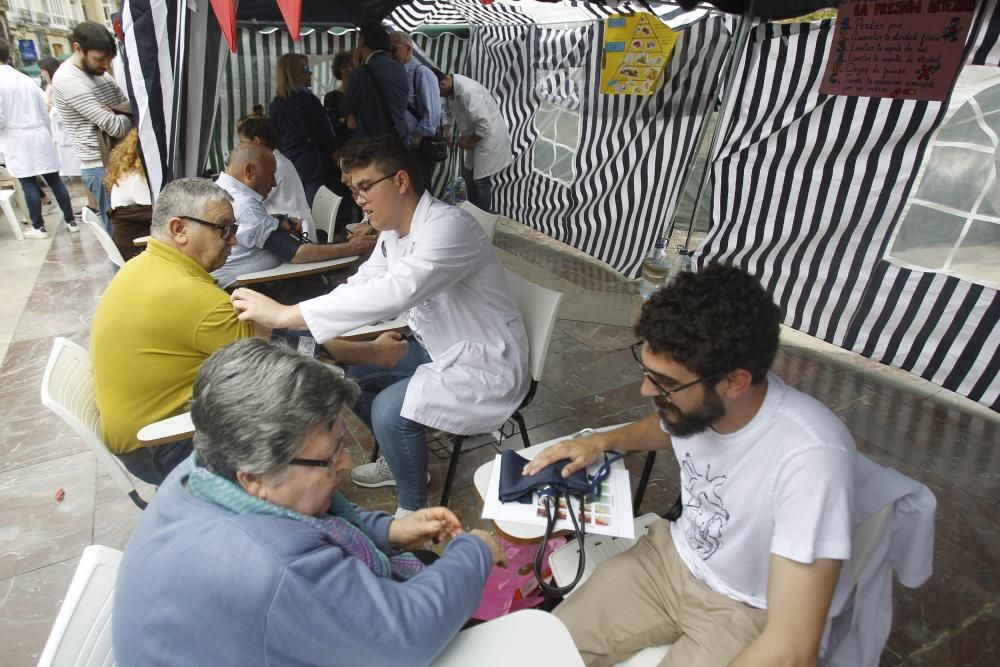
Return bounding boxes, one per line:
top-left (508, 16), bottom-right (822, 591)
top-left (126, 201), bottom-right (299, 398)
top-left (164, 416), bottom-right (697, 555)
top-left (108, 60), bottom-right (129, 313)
top-left (113, 339), bottom-right (506, 666)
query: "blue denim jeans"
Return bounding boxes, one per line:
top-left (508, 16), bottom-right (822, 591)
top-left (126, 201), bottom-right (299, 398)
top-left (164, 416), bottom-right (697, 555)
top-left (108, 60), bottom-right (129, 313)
top-left (463, 167), bottom-right (493, 213)
top-left (347, 339), bottom-right (433, 510)
top-left (19, 173), bottom-right (75, 229)
top-left (119, 438), bottom-right (193, 486)
top-left (80, 166), bottom-right (111, 233)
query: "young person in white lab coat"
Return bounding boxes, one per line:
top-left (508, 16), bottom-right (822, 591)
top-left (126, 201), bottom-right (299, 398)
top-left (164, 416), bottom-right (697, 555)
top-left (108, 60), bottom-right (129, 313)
top-left (231, 135), bottom-right (530, 516)
top-left (0, 39), bottom-right (79, 239)
top-left (437, 72), bottom-right (513, 213)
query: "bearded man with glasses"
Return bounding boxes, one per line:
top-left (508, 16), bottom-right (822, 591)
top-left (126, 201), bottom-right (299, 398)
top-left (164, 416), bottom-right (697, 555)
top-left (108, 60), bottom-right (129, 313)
top-left (524, 264), bottom-right (858, 667)
top-left (90, 178), bottom-right (264, 484)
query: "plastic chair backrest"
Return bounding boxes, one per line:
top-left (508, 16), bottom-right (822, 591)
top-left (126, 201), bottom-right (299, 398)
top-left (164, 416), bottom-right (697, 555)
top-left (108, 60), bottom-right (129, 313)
top-left (40, 337), bottom-right (142, 503)
top-left (310, 186), bottom-right (342, 240)
top-left (459, 200), bottom-right (499, 240)
top-left (81, 208), bottom-right (125, 267)
top-left (505, 270), bottom-right (562, 381)
top-left (37, 545), bottom-right (122, 667)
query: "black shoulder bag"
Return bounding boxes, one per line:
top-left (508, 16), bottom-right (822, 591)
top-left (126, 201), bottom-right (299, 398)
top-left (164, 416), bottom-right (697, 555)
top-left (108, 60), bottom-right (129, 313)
top-left (407, 66), bottom-right (450, 163)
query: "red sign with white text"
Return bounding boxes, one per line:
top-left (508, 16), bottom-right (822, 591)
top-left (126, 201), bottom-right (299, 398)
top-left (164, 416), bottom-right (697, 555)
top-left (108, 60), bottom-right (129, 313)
top-left (820, 0), bottom-right (975, 101)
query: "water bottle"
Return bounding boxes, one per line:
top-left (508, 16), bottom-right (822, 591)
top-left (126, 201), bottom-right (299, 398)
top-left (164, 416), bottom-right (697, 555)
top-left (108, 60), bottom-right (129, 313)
top-left (639, 238), bottom-right (671, 299)
top-left (666, 245), bottom-right (692, 285)
top-left (453, 175), bottom-right (467, 204)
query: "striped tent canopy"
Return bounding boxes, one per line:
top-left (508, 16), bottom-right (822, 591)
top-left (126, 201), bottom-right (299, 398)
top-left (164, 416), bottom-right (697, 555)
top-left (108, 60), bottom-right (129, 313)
top-left (122, 0), bottom-right (1000, 410)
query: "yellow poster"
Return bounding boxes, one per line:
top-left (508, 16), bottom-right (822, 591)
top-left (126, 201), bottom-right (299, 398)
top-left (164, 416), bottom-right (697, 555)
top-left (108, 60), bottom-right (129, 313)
top-left (600, 13), bottom-right (678, 95)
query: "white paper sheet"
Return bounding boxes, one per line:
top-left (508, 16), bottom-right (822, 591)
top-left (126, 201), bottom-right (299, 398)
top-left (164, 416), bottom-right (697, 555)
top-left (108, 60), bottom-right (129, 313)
top-left (482, 454), bottom-right (635, 539)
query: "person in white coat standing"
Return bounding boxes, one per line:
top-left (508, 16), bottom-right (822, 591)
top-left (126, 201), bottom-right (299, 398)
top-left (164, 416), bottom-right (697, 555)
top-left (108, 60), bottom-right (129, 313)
top-left (0, 40), bottom-right (79, 239)
top-left (437, 72), bottom-right (513, 213)
top-left (231, 136), bottom-right (530, 516)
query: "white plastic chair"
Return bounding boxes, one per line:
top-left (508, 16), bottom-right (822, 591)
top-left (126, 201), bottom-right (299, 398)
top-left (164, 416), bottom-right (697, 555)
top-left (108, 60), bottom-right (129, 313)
top-left (40, 337), bottom-right (149, 510)
top-left (459, 200), bottom-right (499, 240)
top-left (37, 545), bottom-right (122, 667)
top-left (310, 185), bottom-right (342, 241)
top-left (0, 189), bottom-right (24, 240)
top-left (550, 499), bottom-right (898, 666)
top-left (81, 208), bottom-right (125, 267)
top-left (437, 270), bottom-right (562, 505)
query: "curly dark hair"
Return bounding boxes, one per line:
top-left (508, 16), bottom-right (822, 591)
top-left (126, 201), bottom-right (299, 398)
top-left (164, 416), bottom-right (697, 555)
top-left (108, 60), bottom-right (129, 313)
top-left (634, 263), bottom-right (781, 385)
top-left (336, 135), bottom-right (424, 196)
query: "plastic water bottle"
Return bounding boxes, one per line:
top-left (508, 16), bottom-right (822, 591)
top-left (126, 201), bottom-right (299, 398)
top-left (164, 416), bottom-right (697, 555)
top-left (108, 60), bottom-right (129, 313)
top-left (639, 238), bottom-right (671, 299)
top-left (666, 246), bottom-right (692, 285)
top-left (453, 175), bottom-right (467, 204)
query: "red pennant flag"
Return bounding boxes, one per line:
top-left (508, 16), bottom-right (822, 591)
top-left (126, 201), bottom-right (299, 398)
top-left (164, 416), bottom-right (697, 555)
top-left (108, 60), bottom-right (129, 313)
top-left (209, 0), bottom-right (237, 53)
top-left (276, 0), bottom-right (302, 42)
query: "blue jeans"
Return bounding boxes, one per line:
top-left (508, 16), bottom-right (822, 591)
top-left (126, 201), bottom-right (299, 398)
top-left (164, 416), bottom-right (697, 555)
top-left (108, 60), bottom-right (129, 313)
top-left (347, 339), bottom-right (433, 510)
top-left (19, 173), bottom-right (74, 229)
top-left (119, 438), bottom-right (193, 486)
top-left (81, 166), bottom-right (111, 233)
top-left (463, 167), bottom-right (493, 212)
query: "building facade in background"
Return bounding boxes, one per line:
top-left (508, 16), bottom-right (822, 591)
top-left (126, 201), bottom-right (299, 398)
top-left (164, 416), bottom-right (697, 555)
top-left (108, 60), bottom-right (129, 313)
top-left (2, 0), bottom-right (115, 69)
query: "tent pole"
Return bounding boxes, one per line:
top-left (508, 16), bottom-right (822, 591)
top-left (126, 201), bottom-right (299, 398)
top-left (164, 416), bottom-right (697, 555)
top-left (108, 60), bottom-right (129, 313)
top-left (679, 3), bottom-right (758, 251)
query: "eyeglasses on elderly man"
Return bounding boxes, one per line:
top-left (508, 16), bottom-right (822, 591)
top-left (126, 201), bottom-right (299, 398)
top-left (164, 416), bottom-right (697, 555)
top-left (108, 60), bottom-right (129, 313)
top-left (111, 339), bottom-right (507, 665)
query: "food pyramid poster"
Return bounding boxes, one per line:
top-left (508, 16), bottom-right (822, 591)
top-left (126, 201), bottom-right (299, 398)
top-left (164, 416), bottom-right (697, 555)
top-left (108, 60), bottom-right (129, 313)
top-left (601, 13), bottom-right (679, 96)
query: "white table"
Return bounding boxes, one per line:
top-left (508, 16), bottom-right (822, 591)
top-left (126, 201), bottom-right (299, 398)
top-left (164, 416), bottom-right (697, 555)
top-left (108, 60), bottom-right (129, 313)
top-left (136, 411), bottom-right (194, 446)
top-left (430, 609), bottom-right (583, 666)
top-left (336, 315), bottom-right (408, 341)
top-left (235, 255), bottom-right (359, 285)
top-left (474, 424), bottom-right (629, 542)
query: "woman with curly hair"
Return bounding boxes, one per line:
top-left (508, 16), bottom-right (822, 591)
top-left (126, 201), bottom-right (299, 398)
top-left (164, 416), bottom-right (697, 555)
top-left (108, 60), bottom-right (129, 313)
top-left (105, 129), bottom-right (152, 261)
top-left (268, 53), bottom-right (338, 206)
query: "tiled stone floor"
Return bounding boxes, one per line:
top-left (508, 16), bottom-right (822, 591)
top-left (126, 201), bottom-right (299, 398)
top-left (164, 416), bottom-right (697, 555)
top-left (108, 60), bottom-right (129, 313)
top-left (0, 191), bottom-right (998, 665)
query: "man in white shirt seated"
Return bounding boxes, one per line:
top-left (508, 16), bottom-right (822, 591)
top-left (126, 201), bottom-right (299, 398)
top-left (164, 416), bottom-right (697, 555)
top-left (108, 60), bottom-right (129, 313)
top-left (235, 114), bottom-right (317, 238)
top-left (212, 143), bottom-right (376, 300)
top-left (230, 136), bottom-right (530, 517)
top-left (524, 265), bottom-right (858, 667)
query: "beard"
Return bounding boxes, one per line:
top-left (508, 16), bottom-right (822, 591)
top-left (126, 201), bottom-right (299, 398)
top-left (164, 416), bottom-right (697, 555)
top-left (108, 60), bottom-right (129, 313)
top-left (81, 60), bottom-right (106, 77)
top-left (656, 386), bottom-right (726, 438)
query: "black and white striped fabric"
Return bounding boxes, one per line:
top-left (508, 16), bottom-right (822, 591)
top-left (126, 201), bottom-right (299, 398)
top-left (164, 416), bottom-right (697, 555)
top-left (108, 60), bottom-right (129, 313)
top-left (697, 1), bottom-right (1000, 409)
top-left (390, 0), bottom-right (532, 30)
top-left (466, 16), bottom-right (729, 279)
top-left (121, 0), bottom-right (226, 196)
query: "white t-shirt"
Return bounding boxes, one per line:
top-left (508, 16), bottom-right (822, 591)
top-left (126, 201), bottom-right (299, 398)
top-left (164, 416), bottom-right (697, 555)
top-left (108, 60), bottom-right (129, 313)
top-left (668, 373), bottom-right (857, 609)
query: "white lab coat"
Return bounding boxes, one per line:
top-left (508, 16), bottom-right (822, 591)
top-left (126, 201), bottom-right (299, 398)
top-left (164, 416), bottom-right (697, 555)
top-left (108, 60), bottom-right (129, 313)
top-left (300, 193), bottom-right (530, 434)
top-left (265, 149), bottom-right (315, 234)
top-left (822, 455), bottom-right (936, 666)
top-left (448, 74), bottom-right (513, 180)
top-left (0, 65), bottom-right (61, 177)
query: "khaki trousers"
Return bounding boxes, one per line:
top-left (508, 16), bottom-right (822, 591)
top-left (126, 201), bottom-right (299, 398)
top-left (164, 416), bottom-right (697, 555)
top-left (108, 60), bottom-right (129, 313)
top-left (554, 520), bottom-right (768, 667)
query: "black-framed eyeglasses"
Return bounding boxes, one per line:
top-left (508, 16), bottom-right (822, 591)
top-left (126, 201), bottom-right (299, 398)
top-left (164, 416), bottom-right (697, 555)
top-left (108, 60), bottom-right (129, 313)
top-left (289, 443), bottom-right (345, 469)
top-left (630, 342), bottom-right (726, 401)
top-left (179, 215), bottom-right (239, 241)
top-left (350, 172), bottom-right (396, 201)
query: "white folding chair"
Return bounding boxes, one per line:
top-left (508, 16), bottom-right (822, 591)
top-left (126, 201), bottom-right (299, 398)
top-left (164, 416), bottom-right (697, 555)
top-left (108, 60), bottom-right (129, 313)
top-left (459, 200), bottom-right (499, 240)
top-left (437, 270), bottom-right (562, 505)
top-left (310, 185), bottom-right (342, 241)
top-left (37, 545), bottom-right (122, 667)
top-left (40, 337), bottom-right (149, 509)
top-left (81, 208), bottom-right (125, 267)
top-left (550, 491), bottom-right (899, 667)
top-left (430, 609), bottom-right (583, 666)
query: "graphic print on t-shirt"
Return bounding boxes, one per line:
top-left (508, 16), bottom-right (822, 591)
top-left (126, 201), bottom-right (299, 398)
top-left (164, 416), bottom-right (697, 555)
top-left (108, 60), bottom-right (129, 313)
top-left (681, 454), bottom-right (730, 560)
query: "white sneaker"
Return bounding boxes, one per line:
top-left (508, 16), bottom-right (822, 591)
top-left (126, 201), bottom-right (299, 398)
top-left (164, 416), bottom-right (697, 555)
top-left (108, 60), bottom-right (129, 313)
top-left (65, 219), bottom-right (80, 233)
top-left (24, 227), bottom-right (49, 239)
top-left (351, 457), bottom-right (396, 488)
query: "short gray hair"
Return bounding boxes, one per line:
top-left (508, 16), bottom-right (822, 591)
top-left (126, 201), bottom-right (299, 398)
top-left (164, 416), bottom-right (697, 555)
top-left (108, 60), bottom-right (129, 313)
top-left (151, 178), bottom-right (232, 234)
top-left (390, 31), bottom-right (413, 47)
top-left (191, 339), bottom-right (361, 482)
